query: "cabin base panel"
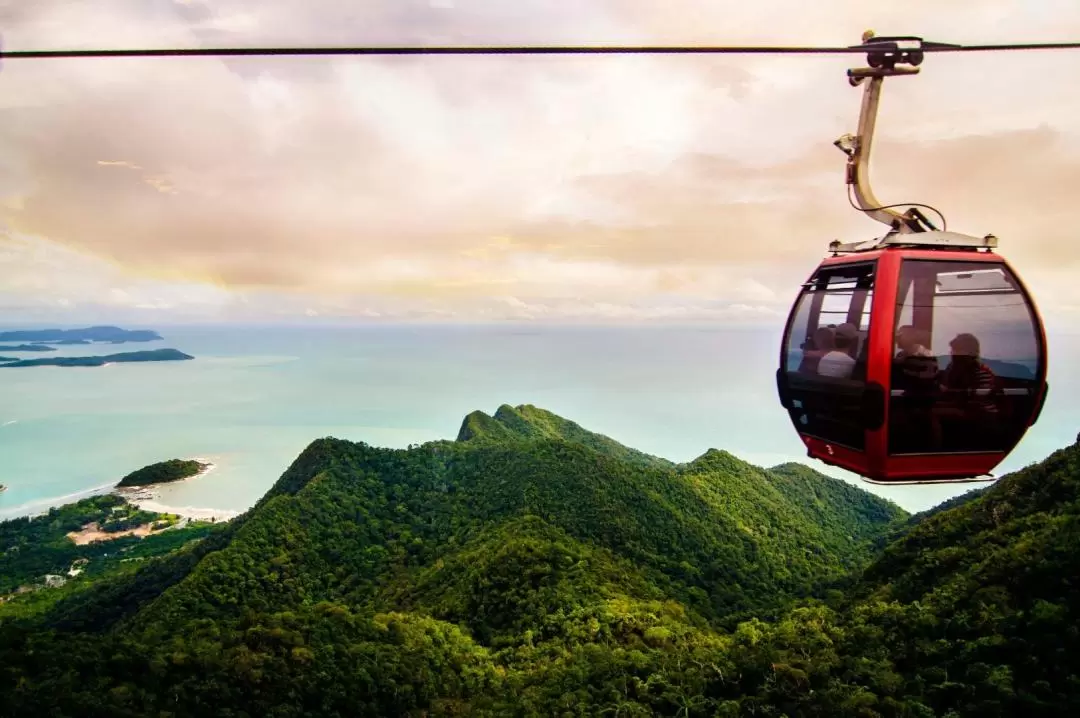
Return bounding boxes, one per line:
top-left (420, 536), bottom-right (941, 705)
top-left (800, 433), bottom-right (1009, 485)
top-left (859, 474), bottom-right (997, 486)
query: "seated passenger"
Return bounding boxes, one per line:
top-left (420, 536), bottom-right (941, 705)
top-left (890, 325), bottom-right (942, 453)
top-left (893, 326), bottom-right (938, 390)
top-left (933, 333), bottom-right (1003, 451)
top-left (817, 323), bottom-right (857, 378)
top-left (895, 325), bottom-right (938, 378)
top-left (798, 326), bottom-right (835, 374)
top-left (940, 333), bottom-right (999, 415)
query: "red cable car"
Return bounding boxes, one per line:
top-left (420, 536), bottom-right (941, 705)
top-left (776, 34), bottom-right (1049, 485)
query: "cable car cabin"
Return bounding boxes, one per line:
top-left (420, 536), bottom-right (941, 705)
top-left (776, 232), bottom-right (1048, 484)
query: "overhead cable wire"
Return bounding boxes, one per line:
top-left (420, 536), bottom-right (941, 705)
top-left (2, 40), bottom-right (1080, 60)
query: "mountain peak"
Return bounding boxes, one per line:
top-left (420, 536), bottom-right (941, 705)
top-left (685, 448), bottom-right (751, 473)
top-left (455, 403), bottom-right (673, 469)
top-left (455, 409), bottom-right (517, 442)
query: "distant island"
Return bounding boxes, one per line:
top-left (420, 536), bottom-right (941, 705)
top-left (0, 348), bottom-right (194, 368)
top-left (0, 344), bottom-right (56, 352)
top-left (0, 326), bottom-right (163, 344)
top-left (117, 458), bottom-right (211, 488)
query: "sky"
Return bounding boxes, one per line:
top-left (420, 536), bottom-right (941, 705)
top-left (2, 0), bottom-right (1080, 325)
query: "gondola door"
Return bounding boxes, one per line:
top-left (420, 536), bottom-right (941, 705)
top-left (778, 258), bottom-right (883, 477)
top-left (881, 252), bottom-right (1048, 481)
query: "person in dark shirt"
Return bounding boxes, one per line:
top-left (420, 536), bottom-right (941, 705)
top-left (891, 325), bottom-right (942, 452)
top-left (940, 333), bottom-right (1000, 414)
top-left (937, 333), bottom-right (1002, 450)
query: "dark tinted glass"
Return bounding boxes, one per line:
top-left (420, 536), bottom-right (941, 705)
top-left (888, 259), bottom-right (1043, 455)
top-left (781, 262), bottom-right (875, 450)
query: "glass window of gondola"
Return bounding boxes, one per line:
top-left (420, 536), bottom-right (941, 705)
top-left (782, 261), bottom-right (875, 451)
top-left (888, 258), bottom-right (1043, 457)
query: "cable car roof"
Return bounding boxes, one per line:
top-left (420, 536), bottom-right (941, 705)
top-left (827, 230), bottom-right (999, 256)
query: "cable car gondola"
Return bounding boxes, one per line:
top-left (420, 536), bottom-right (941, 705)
top-left (776, 32), bottom-right (1049, 485)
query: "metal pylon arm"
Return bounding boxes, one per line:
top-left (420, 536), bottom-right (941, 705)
top-left (835, 32), bottom-right (930, 233)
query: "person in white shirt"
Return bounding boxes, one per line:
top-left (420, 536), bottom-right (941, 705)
top-left (817, 323), bottom-right (858, 378)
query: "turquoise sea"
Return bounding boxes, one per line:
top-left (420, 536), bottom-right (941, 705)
top-left (1, 324), bottom-right (1076, 519)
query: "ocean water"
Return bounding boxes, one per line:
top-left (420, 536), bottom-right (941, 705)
top-left (1, 323), bottom-right (1076, 519)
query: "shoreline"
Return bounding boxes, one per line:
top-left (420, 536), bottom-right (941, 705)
top-left (114, 458), bottom-right (241, 522)
top-left (0, 458), bottom-right (242, 524)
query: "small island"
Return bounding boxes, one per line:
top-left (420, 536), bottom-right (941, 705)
top-left (0, 344), bottom-right (56, 352)
top-left (117, 459), bottom-right (212, 488)
top-left (0, 326), bottom-right (163, 344)
top-left (0, 348), bottom-right (194, 368)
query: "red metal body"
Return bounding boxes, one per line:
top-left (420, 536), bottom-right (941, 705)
top-left (778, 246), bottom-right (1048, 484)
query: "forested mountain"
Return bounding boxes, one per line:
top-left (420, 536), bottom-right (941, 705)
top-left (711, 437), bottom-right (1080, 717)
top-left (0, 405), bottom-right (1077, 716)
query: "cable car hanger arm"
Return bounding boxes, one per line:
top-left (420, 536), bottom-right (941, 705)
top-left (827, 33), bottom-right (997, 255)
top-left (833, 32), bottom-right (935, 234)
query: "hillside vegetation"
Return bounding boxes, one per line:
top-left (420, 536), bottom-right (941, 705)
top-left (1, 404), bottom-right (1076, 716)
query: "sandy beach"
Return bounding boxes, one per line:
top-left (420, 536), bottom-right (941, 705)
top-left (63, 460), bottom-right (239, 545)
top-left (114, 458), bottom-right (241, 523)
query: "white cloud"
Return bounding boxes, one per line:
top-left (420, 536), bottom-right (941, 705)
top-left (1, 1), bottom-right (1079, 323)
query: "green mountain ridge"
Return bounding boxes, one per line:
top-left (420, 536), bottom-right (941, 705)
top-left (1, 405), bottom-right (1077, 716)
top-left (115, 404), bottom-right (903, 638)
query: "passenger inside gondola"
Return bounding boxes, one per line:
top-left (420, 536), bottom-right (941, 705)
top-left (798, 326), bottom-right (835, 374)
top-left (895, 326), bottom-right (936, 371)
top-left (817, 323), bottom-right (857, 378)
top-left (935, 332), bottom-right (1003, 451)
top-left (891, 325), bottom-right (942, 452)
top-left (894, 326), bottom-right (939, 393)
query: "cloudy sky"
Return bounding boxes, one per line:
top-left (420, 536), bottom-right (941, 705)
top-left (2, 0), bottom-right (1080, 325)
